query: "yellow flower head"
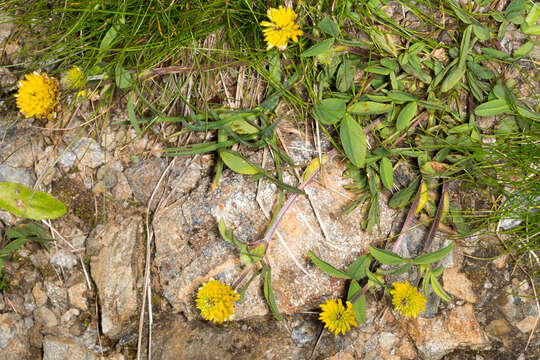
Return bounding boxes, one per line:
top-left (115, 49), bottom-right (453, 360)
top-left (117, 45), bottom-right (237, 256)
top-left (319, 299), bottom-right (358, 335)
top-left (196, 279), bottom-right (239, 324)
top-left (61, 66), bottom-right (86, 89)
top-left (261, 6), bottom-right (303, 51)
top-left (15, 72), bottom-right (60, 120)
top-left (390, 281), bottom-right (427, 319)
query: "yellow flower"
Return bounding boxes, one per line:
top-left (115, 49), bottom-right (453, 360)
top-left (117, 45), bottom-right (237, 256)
top-left (61, 66), bottom-right (86, 89)
top-left (196, 279), bottom-right (239, 324)
top-left (390, 281), bottom-right (427, 319)
top-left (15, 72), bottom-right (60, 120)
top-left (319, 299), bottom-right (358, 335)
top-left (261, 6), bottom-right (303, 50)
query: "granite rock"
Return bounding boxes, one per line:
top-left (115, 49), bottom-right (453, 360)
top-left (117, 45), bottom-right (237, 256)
top-left (87, 213), bottom-right (143, 339)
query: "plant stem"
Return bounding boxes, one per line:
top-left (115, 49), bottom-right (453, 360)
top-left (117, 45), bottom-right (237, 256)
top-left (423, 182), bottom-right (448, 253)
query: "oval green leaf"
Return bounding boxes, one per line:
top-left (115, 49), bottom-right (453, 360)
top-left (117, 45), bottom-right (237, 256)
top-left (219, 150), bottom-right (259, 175)
top-left (396, 101), bottom-right (417, 131)
top-left (340, 115), bottom-right (367, 168)
top-left (347, 280), bottom-right (367, 324)
top-left (474, 99), bottom-right (511, 117)
top-left (413, 242), bottom-right (455, 265)
top-left (0, 182), bottom-right (67, 220)
top-left (312, 98), bottom-right (347, 125)
top-left (369, 246), bottom-right (407, 265)
top-left (348, 101), bottom-right (392, 115)
top-left (380, 157), bottom-right (394, 190)
top-left (346, 254), bottom-right (370, 280)
top-left (308, 251), bottom-right (351, 279)
top-left (431, 275), bottom-right (451, 301)
top-left (300, 38), bottom-right (335, 57)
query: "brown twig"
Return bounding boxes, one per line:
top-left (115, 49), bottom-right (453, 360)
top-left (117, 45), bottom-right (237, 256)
top-left (423, 182), bottom-right (448, 253)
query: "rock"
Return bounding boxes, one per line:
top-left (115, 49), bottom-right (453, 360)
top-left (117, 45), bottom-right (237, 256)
top-left (45, 281), bottom-right (69, 311)
top-left (34, 306), bottom-right (59, 328)
top-left (42, 336), bottom-right (99, 360)
top-left (87, 213), bottom-right (143, 338)
top-left (68, 282), bottom-right (88, 311)
top-left (151, 315), bottom-right (311, 360)
top-left (61, 308), bottom-right (80, 324)
top-left (290, 318), bottom-right (319, 347)
top-left (0, 126), bottom-right (42, 168)
top-left (325, 351), bottom-right (355, 360)
top-left (0, 209), bottom-right (18, 226)
top-left (486, 318), bottom-right (511, 337)
top-left (124, 156), bottom-right (166, 205)
top-left (396, 340), bottom-right (417, 359)
top-left (153, 159), bottom-right (397, 320)
top-left (50, 249), bottom-right (78, 269)
top-left (496, 286), bottom-right (524, 324)
top-left (442, 266), bottom-right (478, 303)
top-left (0, 164), bottom-right (35, 187)
top-left (492, 254), bottom-right (509, 268)
top-left (32, 285), bottom-right (48, 306)
top-left (111, 171), bottom-right (132, 200)
top-left (516, 315), bottom-right (537, 334)
top-left (59, 137), bottom-right (105, 169)
top-left (0, 313), bottom-right (30, 360)
top-left (403, 304), bottom-right (490, 360)
top-left (378, 332), bottom-right (399, 351)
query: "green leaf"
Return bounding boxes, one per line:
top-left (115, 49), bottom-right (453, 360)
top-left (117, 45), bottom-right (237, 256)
top-left (396, 102), bottom-right (417, 131)
top-left (376, 262), bottom-right (412, 276)
top-left (219, 150), bottom-right (259, 175)
top-left (516, 105), bottom-right (540, 122)
top-left (474, 99), bottom-right (511, 116)
top-left (422, 272), bottom-right (431, 297)
top-left (413, 242), bottom-right (455, 265)
top-left (300, 38), bottom-right (335, 57)
top-left (431, 275), bottom-right (451, 301)
top-left (379, 157), bottom-right (394, 191)
top-left (0, 238), bottom-right (27, 256)
top-left (115, 64), bottom-right (133, 89)
top-left (387, 91), bottom-right (417, 104)
top-left (348, 281), bottom-right (367, 324)
top-left (472, 23), bottom-right (490, 41)
top-left (340, 115), bottom-right (367, 168)
top-left (127, 92), bottom-right (142, 135)
top-left (466, 62), bottom-right (494, 80)
top-left (336, 60), bottom-right (355, 92)
top-left (369, 246), bottom-right (407, 265)
top-left (450, 205), bottom-right (470, 234)
top-left (100, 24), bottom-right (121, 50)
top-left (348, 101), bottom-right (392, 115)
top-left (308, 251), bottom-right (351, 279)
top-left (365, 267), bottom-right (385, 286)
top-left (389, 178), bottom-right (420, 208)
top-left (0, 182), bottom-right (67, 220)
top-left (302, 155), bottom-right (329, 182)
top-left (481, 47), bottom-right (510, 59)
top-left (219, 219), bottom-right (247, 247)
top-left (346, 254), bottom-right (370, 280)
top-left (525, 2), bottom-right (540, 26)
top-left (431, 265), bottom-right (444, 277)
top-left (263, 264), bottom-right (283, 321)
top-left (447, 0), bottom-right (472, 24)
top-left (440, 64), bottom-right (466, 92)
top-left (268, 53), bottom-right (281, 84)
top-left (318, 16), bottom-right (340, 38)
top-left (514, 40), bottom-right (535, 58)
top-left (312, 98), bottom-right (347, 125)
